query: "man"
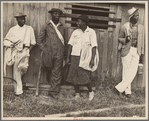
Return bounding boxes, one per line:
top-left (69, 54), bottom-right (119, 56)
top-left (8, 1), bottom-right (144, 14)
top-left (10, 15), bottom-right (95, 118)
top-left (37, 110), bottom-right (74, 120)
top-left (114, 7), bottom-right (144, 98)
top-left (37, 8), bottom-right (65, 98)
top-left (66, 15), bottom-right (99, 101)
top-left (4, 12), bottom-right (36, 96)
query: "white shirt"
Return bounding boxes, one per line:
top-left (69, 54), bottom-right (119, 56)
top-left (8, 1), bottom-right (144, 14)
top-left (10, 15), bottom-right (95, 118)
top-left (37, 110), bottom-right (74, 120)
top-left (4, 24), bottom-right (36, 50)
top-left (68, 26), bottom-right (97, 56)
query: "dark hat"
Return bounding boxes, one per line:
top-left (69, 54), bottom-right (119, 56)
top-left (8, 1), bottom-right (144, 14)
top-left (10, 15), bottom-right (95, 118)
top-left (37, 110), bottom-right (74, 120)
top-left (14, 12), bottom-right (26, 18)
top-left (77, 14), bottom-right (89, 24)
top-left (48, 8), bottom-right (63, 15)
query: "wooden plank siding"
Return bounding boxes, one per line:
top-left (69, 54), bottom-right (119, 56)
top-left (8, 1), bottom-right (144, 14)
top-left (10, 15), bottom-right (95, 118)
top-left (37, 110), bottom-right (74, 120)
top-left (2, 3), bottom-right (145, 88)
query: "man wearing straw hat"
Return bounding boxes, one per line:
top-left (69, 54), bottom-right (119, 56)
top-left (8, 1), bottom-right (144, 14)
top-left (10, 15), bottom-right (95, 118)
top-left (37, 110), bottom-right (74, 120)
top-left (114, 7), bottom-right (145, 98)
top-left (3, 12), bottom-right (36, 96)
top-left (37, 8), bottom-right (65, 98)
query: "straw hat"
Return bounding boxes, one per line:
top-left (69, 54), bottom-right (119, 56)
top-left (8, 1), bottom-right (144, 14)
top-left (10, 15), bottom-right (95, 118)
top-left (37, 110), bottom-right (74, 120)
top-left (14, 12), bottom-right (26, 18)
top-left (128, 7), bottom-right (139, 19)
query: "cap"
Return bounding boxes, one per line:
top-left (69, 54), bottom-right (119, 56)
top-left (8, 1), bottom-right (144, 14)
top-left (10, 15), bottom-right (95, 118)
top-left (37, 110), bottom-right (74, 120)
top-left (48, 8), bottom-right (63, 15)
top-left (77, 14), bottom-right (89, 24)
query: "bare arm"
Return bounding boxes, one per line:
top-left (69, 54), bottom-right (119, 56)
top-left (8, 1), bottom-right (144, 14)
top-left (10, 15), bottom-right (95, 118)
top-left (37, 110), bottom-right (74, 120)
top-left (90, 46), bottom-right (96, 68)
top-left (66, 45), bottom-right (72, 64)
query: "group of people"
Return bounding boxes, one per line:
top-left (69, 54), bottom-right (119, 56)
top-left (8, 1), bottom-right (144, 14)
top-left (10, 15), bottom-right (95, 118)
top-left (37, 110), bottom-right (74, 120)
top-left (4, 7), bottom-right (144, 101)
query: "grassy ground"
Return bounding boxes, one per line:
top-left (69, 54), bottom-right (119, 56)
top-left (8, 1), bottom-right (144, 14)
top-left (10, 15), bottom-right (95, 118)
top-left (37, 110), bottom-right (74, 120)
top-left (3, 78), bottom-right (145, 117)
top-left (66, 107), bottom-right (145, 117)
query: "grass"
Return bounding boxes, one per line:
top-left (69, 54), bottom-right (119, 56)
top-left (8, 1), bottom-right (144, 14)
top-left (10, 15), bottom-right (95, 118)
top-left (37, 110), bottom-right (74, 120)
top-left (66, 107), bottom-right (145, 117)
top-left (3, 77), bottom-right (146, 117)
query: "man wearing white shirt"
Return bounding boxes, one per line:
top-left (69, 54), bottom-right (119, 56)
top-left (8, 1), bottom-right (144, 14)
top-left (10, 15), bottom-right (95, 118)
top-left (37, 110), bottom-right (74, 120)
top-left (4, 12), bottom-right (36, 96)
top-left (66, 15), bottom-right (99, 101)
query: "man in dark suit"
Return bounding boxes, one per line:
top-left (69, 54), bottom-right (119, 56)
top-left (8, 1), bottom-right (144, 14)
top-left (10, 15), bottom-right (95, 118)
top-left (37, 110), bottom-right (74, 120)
top-left (37, 8), bottom-right (65, 98)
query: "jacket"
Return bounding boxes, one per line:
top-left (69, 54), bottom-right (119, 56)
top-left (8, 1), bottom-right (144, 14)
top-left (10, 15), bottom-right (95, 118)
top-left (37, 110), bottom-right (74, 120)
top-left (118, 22), bottom-right (145, 57)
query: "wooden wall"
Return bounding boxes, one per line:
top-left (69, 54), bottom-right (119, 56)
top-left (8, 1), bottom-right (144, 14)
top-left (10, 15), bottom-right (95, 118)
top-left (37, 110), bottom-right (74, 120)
top-left (2, 2), bottom-right (146, 87)
top-left (3, 3), bottom-right (70, 85)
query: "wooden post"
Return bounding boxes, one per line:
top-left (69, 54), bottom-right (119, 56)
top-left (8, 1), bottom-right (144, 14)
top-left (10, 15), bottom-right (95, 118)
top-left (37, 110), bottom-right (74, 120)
top-left (112, 5), bottom-right (122, 78)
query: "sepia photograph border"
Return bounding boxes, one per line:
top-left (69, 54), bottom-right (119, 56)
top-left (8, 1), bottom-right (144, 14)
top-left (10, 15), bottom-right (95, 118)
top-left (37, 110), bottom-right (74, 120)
top-left (1, 1), bottom-right (148, 120)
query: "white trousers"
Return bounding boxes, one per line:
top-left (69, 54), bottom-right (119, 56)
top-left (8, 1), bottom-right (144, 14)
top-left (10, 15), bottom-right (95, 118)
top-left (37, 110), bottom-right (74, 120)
top-left (13, 49), bottom-right (29, 95)
top-left (115, 47), bottom-right (140, 94)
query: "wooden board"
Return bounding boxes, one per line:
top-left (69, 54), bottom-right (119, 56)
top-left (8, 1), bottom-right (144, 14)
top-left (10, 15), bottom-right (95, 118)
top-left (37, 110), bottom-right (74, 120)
top-left (64, 7), bottom-right (115, 14)
top-left (99, 31), bottom-right (104, 80)
top-left (68, 3), bottom-right (111, 9)
top-left (62, 13), bottom-right (121, 22)
top-left (95, 30), bottom-right (101, 80)
top-left (65, 20), bottom-right (116, 28)
top-left (115, 6), bottom-right (123, 79)
top-left (106, 31), bottom-right (113, 77)
top-left (111, 5), bottom-right (122, 78)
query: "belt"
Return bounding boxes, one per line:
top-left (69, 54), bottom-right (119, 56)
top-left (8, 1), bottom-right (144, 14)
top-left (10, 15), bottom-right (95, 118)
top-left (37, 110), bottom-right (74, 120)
top-left (23, 44), bottom-right (29, 49)
top-left (131, 44), bottom-right (137, 47)
top-left (131, 40), bottom-right (137, 47)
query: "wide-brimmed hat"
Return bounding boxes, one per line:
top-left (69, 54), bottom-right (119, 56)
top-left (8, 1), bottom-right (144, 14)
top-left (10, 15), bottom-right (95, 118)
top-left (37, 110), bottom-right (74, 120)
top-left (128, 7), bottom-right (139, 19)
top-left (14, 12), bottom-right (26, 18)
top-left (77, 14), bottom-right (89, 24)
top-left (48, 8), bottom-right (63, 15)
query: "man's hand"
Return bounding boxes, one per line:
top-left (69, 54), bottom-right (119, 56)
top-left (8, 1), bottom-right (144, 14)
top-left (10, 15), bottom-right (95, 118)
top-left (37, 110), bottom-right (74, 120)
top-left (89, 58), bottom-right (94, 68)
top-left (9, 43), bottom-right (14, 48)
top-left (126, 36), bottom-right (131, 43)
top-left (66, 57), bottom-right (71, 65)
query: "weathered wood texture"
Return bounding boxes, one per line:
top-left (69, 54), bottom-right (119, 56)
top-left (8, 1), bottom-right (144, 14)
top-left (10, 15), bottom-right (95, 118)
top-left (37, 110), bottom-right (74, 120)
top-left (3, 3), bottom-right (145, 88)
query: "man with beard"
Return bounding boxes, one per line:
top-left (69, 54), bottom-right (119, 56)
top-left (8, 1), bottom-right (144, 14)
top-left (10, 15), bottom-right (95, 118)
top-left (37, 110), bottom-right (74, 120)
top-left (37, 8), bottom-right (65, 98)
top-left (4, 12), bottom-right (36, 96)
top-left (66, 15), bottom-right (99, 101)
top-left (114, 7), bottom-right (145, 98)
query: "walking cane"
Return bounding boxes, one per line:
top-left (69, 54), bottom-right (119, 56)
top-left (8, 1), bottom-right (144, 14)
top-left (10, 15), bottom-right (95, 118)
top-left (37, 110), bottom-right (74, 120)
top-left (35, 51), bottom-right (43, 96)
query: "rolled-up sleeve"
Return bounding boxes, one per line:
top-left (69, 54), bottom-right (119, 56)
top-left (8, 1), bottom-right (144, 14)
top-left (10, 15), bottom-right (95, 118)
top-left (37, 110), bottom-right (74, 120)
top-left (68, 31), bottom-right (75, 46)
top-left (30, 27), bottom-right (36, 45)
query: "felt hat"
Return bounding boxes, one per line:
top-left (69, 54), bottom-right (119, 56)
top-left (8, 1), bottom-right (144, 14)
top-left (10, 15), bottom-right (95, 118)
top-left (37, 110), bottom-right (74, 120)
top-left (77, 14), bottom-right (89, 24)
top-left (14, 12), bottom-right (26, 18)
top-left (128, 7), bottom-right (139, 19)
top-left (48, 8), bottom-right (63, 15)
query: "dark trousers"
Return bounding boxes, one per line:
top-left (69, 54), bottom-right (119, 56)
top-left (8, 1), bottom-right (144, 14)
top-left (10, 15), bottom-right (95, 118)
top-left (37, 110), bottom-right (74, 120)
top-left (44, 58), bottom-right (63, 95)
top-left (74, 82), bottom-right (92, 93)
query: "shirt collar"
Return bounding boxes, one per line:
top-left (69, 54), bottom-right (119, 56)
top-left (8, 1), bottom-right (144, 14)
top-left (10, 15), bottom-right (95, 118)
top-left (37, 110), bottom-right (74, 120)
top-left (46, 20), bottom-right (63, 27)
top-left (78, 26), bottom-right (90, 33)
top-left (16, 24), bottom-right (25, 29)
top-left (85, 26), bottom-right (90, 32)
top-left (129, 22), bottom-right (138, 28)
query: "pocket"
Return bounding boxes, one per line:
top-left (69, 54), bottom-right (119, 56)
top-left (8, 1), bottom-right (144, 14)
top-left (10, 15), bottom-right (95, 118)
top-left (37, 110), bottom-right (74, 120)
top-left (42, 52), bottom-right (53, 69)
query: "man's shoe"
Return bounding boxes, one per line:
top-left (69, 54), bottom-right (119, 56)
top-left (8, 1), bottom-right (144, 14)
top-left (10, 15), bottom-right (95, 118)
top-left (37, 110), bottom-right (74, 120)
top-left (89, 91), bottom-right (94, 101)
top-left (125, 94), bottom-right (131, 98)
top-left (113, 88), bottom-right (123, 97)
top-left (75, 93), bottom-right (80, 100)
top-left (49, 93), bottom-right (58, 99)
